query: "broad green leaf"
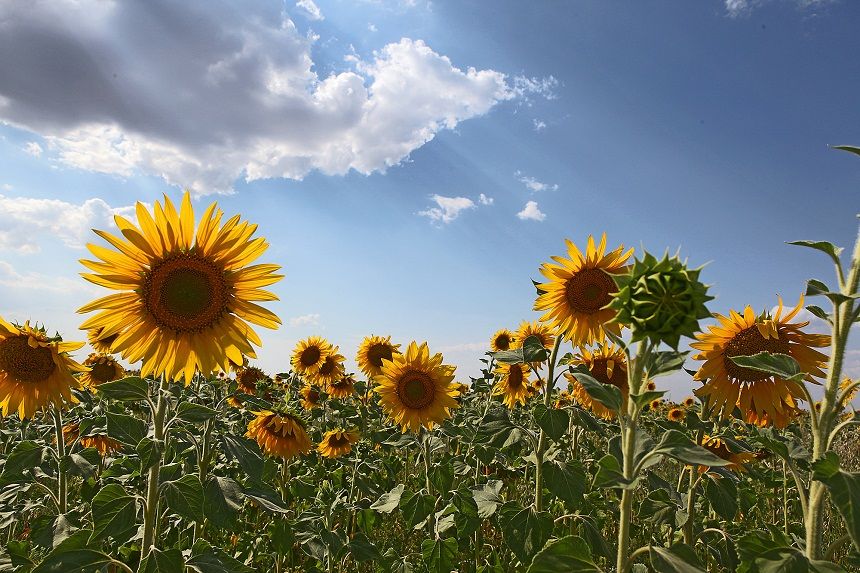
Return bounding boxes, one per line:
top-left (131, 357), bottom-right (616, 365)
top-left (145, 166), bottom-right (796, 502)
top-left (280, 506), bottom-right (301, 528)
top-left (812, 452), bottom-right (860, 552)
top-left (60, 452), bottom-right (97, 480)
top-left (89, 484), bottom-right (137, 543)
top-left (401, 490), bottom-right (436, 529)
top-left (630, 390), bottom-right (667, 409)
top-left (421, 537), bottom-right (458, 573)
top-left (204, 476), bottom-right (244, 529)
top-left (32, 549), bottom-right (114, 573)
top-left (593, 454), bottom-right (636, 490)
top-left (543, 461), bottom-right (586, 509)
top-left (833, 145), bottom-right (860, 158)
top-left (136, 437), bottom-right (164, 472)
top-left (161, 474), bottom-right (205, 522)
top-left (30, 514), bottom-right (73, 549)
top-left (705, 475), bottom-right (738, 521)
top-left (522, 335), bottom-right (550, 363)
top-left (651, 430), bottom-right (732, 468)
top-left (643, 351), bottom-right (689, 378)
top-left (788, 241), bottom-right (844, 268)
top-left (175, 402), bottom-right (218, 424)
top-left (534, 403), bottom-right (569, 441)
top-left (0, 440), bottom-right (46, 485)
top-left (187, 540), bottom-right (254, 573)
top-left (105, 411), bottom-right (147, 446)
top-left (472, 480), bottom-right (504, 518)
top-left (221, 434), bottom-right (263, 483)
top-left (526, 535), bottom-right (602, 572)
top-left (244, 487), bottom-right (289, 514)
top-left (371, 484), bottom-right (405, 513)
top-left (805, 279), bottom-right (856, 305)
top-left (500, 504), bottom-right (554, 565)
top-left (347, 532), bottom-right (383, 563)
top-left (95, 376), bottom-right (149, 401)
top-left (569, 365), bottom-right (622, 413)
top-left (139, 547), bottom-right (185, 573)
top-left (650, 544), bottom-right (706, 572)
top-left (728, 352), bottom-right (803, 381)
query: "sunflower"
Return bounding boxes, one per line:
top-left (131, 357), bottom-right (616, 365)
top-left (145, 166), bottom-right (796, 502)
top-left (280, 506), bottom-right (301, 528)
top-left (555, 389), bottom-right (574, 409)
top-left (309, 349), bottom-right (345, 387)
top-left (227, 396), bottom-right (243, 409)
top-left (564, 343), bottom-right (628, 420)
top-left (534, 234), bottom-right (633, 346)
top-left (682, 396), bottom-right (696, 408)
top-left (646, 380), bottom-right (657, 392)
top-left (300, 384), bottom-right (323, 410)
top-left (356, 335), bottom-right (401, 379)
top-left (667, 407), bottom-right (685, 422)
top-left (490, 329), bottom-right (516, 352)
top-left (78, 192), bottom-right (283, 385)
top-left (448, 381), bottom-right (469, 398)
top-left (318, 428), bottom-right (360, 459)
top-left (87, 327), bottom-right (118, 354)
top-left (292, 336), bottom-right (333, 378)
top-left (692, 296), bottom-right (830, 428)
top-left (514, 321), bottom-right (556, 350)
top-left (62, 423), bottom-right (123, 456)
top-left (375, 341), bottom-right (458, 433)
top-left (80, 353), bottom-right (125, 390)
top-left (649, 399), bottom-right (663, 410)
top-left (246, 410), bottom-right (311, 459)
top-left (0, 319), bottom-right (86, 419)
top-left (698, 436), bottom-right (757, 473)
top-left (493, 363), bottom-right (532, 409)
top-left (326, 375), bottom-right (355, 400)
top-left (236, 365), bottom-right (268, 395)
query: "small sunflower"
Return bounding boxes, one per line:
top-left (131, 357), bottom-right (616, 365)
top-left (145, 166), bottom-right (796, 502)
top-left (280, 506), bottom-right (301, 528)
top-left (682, 396), bottom-right (696, 408)
top-left (62, 422), bottom-right (123, 456)
top-left (698, 435), bottom-right (757, 473)
top-left (236, 365), bottom-right (268, 395)
top-left (555, 389), bottom-right (574, 409)
top-left (838, 377), bottom-right (858, 409)
top-left (299, 384), bottom-right (323, 410)
top-left (309, 349), bottom-right (345, 387)
top-left (0, 319), bottom-right (86, 419)
top-left (693, 296), bottom-right (830, 428)
top-left (87, 327), bottom-right (118, 354)
top-left (534, 234), bottom-right (633, 346)
top-left (649, 399), bottom-right (663, 410)
top-left (356, 335), bottom-right (401, 379)
top-left (246, 410), bottom-right (312, 459)
top-left (490, 329), bottom-right (516, 352)
top-left (564, 343), bottom-right (628, 420)
top-left (375, 341), bottom-right (458, 433)
top-left (80, 353), bottom-right (125, 390)
top-left (646, 380), bottom-right (657, 392)
top-left (78, 192), bottom-right (283, 385)
top-left (227, 396), bottom-right (243, 409)
top-left (448, 381), bottom-right (469, 398)
top-left (667, 407), bottom-right (685, 422)
top-left (327, 375), bottom-right (356, 399)
top-left (318, 428), bottom-right (360, 459)
top-left (514, 321), bottom-right (556, 350)
top-left (493, 363), bottom-right (532, 408)
top-left (292, 336), bottom-right (333, 378)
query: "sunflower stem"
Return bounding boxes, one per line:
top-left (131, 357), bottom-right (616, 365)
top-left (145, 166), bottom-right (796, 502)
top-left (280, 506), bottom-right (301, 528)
top-left (142, 376), bottom-right (169, 553)
top-left (533, 337), bottom-right (562, 512)
top-left (52, 406), bottom-right (67, 514)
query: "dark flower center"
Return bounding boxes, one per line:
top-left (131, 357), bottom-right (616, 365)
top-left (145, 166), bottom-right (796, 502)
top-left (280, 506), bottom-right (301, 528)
top-left (368, 343), bottom-right (394, 368)
top-left (0, 336), bottom-right (56, 384)
top-left (397, 371), bottom-right (435, 409)
top-left (723, 326), bottom-right (792, 383)
top-left (565, 268), bottom-right (616, 314)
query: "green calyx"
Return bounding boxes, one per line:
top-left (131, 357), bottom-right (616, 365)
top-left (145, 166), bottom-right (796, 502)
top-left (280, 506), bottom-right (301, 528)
top-left (608, 251), bottom-right (713, 349)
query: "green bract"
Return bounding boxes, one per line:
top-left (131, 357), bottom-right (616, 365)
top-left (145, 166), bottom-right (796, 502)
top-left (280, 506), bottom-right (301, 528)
top-left (608, 251), bottom-right (712, 349)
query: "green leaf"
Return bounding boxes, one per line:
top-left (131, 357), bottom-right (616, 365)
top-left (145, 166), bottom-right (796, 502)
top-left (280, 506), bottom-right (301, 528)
top-left (630, 390), bottom-right (667, 409)
top-left (644, 351), bottom-right (689, 378)
top-left (139, 547), bottom-right (185, 573)
top-left (806, 306), bottom-right (832, 323)
top-left (593, 454), bottom-right (636, 490)
top-left (401, 491), bottom-right (436, 529)
top-left (788, 241), bottom-right (844, 268)
top-left (650, 544), bottom-right (706, 572)
top-left (175, 402), bottom-right (218, 424)
top-left (500, 504), bottom-right (554, 565)
top-left (491, 348), bottom-right (525, 364)
top-left (569, 365), bottom-right (622, 413)
top-left (204, 476), bottom-right (243, 529)
top-left (0, 440), bottom-right (46, 485)
top-left (527, 535), bottom-right (602, 572)
top-left (472, 480), bottom-right (504, 518)
top-left (161, 475), bottom-right (205, 522)
top-left (833, 144), bottom-right (860, 158)
top-left (651, 430), bottom-right (732, 468)
top-left (221, 434), bottom-right (263, 483)
top-left (705, 475), bottom-right (738, 521)
top-left (371, 484), bottom-right (405, 513)
top-left (30, 514), bottom-right (73, 549)
top-left (243, 487), bottom-right (289, 514)
top-left (95, 376), bottom-right (149, 401)
top-left (543, 461), bottom-right (586, 509)
top-left (89, 484), bottom-right (137, 543)
top-left (136, 437), bottom-right (164, 472)
top-left (812, 452), bottom-right (860, 552)
top-left (728, 352), bottom-right (803, 381)
top-left (187, 540), bottom-right (254, 573)
top-left (522, 335), bottom-right (550, 363)
top-left (60, 452), bottom-right (97, 481)
top-left (805, 279), bottom-right (856, 305)
top-left (32, 549), bottom-right (114, 573)
top-left (534, 403), bottom-right (569, 441)
top-left (347, 532), bottom-right (383, 563)
top-left (421, 537), bottom-right (458, 573)
top-left (105, 411), bottom-right (147, 446)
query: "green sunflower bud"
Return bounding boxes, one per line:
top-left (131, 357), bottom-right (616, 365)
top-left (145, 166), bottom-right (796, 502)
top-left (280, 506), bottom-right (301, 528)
top-left (608, 251), bottom-right (712, 349)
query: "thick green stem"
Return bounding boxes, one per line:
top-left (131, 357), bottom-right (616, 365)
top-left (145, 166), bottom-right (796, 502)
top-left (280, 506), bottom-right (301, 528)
top-left (534, 338), bottom-right (563, 512)
top-left (52, 407), bottom-right (67, 514)
top-left (683, 466), bottom-right (696, 545)
top-left (142, 377), bottom-right (169, 553)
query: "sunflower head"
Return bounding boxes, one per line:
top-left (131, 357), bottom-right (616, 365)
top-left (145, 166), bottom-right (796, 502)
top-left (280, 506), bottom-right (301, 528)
top-left (299, 384), bottom-right (323, 410)
top-left (555, 389), bottom-right (574, 409)
top-left (490, 329), bottom-right (516, 352)
top-left (292, 336), bottom-right (333, 377)
top-left (534, 234), bottom-right (633, 346)
top-left (87, 327), bottom-right (118, 354)
top-left (318, 428), bottom-right (360, 459)
top-left (493, 362), bottom-right (532, 409)
top-left (227, 396), bottom-right (243, 409)
top-left (649, 399), bottom-right (663, 410)
top-left (78, 192), bottom-right (283, 385)
top-left (236, 365), bottom-right (268, 395)
top-left (0, 319), bottom-right (86, 419)
top-left (608, 251), bottom-right (712, 349)
top-left (682, 396), bottom-right (696, 408)
top-left (309, 349), bottom-right (345, 386)
top-left (62, 422), bottom-right (122, 456)
top-left (375, 341), bottom-right (458, 433)
top-left (327, 375), bottom-right (356, 399)
top-left (693, 296), bottom-right (830, 428)
top-left (245, 410), bottom-right (312, 459)
top-left (80, 353), bottom-right (125, 390)
top-left (514, 321), bottom-right (556, 351)
top-left (698, 435), bottom-right (757, 474)
top-left (357, 335), bottom-right (401, 379)
top-left (646, 380), bottom-right (657, 392)
top-left (448, 381), bottom-right (469, 399)
top-left (667, 407), bottom-right (685, 422)
top-left (564, 343), bottom-right (628, 420)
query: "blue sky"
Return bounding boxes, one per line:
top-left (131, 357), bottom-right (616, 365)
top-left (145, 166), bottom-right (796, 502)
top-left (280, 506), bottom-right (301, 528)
top-left (0, 0), bottom-right (858, 395)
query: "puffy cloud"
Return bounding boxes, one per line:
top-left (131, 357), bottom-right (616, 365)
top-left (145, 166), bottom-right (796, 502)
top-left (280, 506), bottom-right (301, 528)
top-left (0, 1), bottom-right (552, 194)
top-left (23, 141), bottom-right (42, 156)
top-left (515, 170), bottom-right (558, 192)
top-left (0, 261), bottom-right (97, 294)
top-left (532, 119), bottom-right (546, 131)
top-left (289, 313), bottom-right (321, 327)
top-left (478, 193), bottom-right (494, 206)
top-left (517, 200), bottom-right (546, 221)
top-left (296, 0), bottom-right (323, 20)
top-left (419, 195), bottom-right (476, 224)
top-left (724, 0), bottom-right (835, 17)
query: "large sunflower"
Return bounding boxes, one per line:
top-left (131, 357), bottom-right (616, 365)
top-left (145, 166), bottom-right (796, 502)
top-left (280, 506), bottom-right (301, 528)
top-left (356, 335), bottom-right (401, 379)
top-left (490, 329), bottom-right (516, 352)
top-left (692, 296), bottom-right (829, 428)
top-left (318, 428), bottom-right (360, 459)
top-left (309, 349), bottom-right (345, 387)
top-left (514, 321), bottom-right (556, 350)
top-left (564, 343), bottom-right (628, 420)
top-left (78, 192), bottom-right (283, 384)
top-left (0, 319), bottom-right (86, 419)
top-left (80, 353), bottom-right (125, 390)
top-left (375, 341), bottom-right (458, 433)
top-left (292, 336), bottom-right (333, 378)
top-left (246, 410), bottom-right (312, 459)
top-left (326, 375), bottom-right (356, 399)
top-left (493, 363), bottom-right (532, 408)
top-left (236, 365), bottom-right (268, 395)
top-left (534, 234), bottom-right (633, 346)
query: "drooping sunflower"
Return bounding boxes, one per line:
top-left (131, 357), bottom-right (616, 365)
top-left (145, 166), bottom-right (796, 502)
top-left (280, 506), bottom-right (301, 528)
top-left (0, 319), bottom-right (87, 419)
top-left (692, 296), bottom-right (830, 428)
top-left (80, 353), bottom-right (125, 390)
top-left (564, 343), bottom-right (628, 420)
top-left (698, 435), bottom-right (757, 474)
top-left (87, 327), bottom-right (118, 354)
top-left (514, 321), bottom-right (556, 350)
top-left (490, 329), bottom-right (516, 352)
top-left (318, 428), bottom-right (360, 459)
top-left (534, 234), bottom-right (633, 346)
top-left (62, 422), bottom-right (123, 456)
top-left (236, 365), bottom-right (268, 395)
top-left (356, 335), bottom-right (401, 379)
top-left (78, 192), bottom-right (283, 384)
top-left (246, 410), bottom-right (312, 459)
top-left (327, 375), bottom-right (356, 399)
top-left (309, 349), bottom-right (345, 387)
top-left (375, 341), bottom-right (458, 433)
top-left (292, 336), bottom-right (333, 378)
top-left (493, 362), bottom-right (532, 408)
top-left (299, 384), bottom-right (323, 410)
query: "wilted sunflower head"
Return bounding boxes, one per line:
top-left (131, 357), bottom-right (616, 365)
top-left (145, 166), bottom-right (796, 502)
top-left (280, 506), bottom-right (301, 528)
top-left (0, 319), bottom-right (86, 419)
top-left (78, 192), bottom-right (283, 385)
top-left (62, 422), bottom-right (123, 456)
top-left (534, 234), bottom-right (633, 346)
top-left (693, 296), bottom-right (829, 428)
top-left (698, 435), bottom-right (757, 474)
top-left (375, 341), bottom-right (458, 433)
top-left (490, 329), bottom-right (516, 352)
top-left (356, 335), bottom-right (401, 379)
top-left (292, 336), bottom-right (333, 378)
top-left (236, 365), bottom-right (268, 395)
top-left (564, 343), bottom-right (628, 420)
top-left (318, 428), bottom-right (360, 459)
top-left (245, 410), bottom-right (312, 459)
top-left (493, 362), bottom-right (532, 409)
top-left (80, 353), bottom-right (125, 390)
top-left (327, 375), bottom-right (356, 399)
top-left (299, 384), bottom-right (323, 410)
top-left (227, 395), bottom-right (243, 409)
top-left (555, 389), bottom-right (574, 409)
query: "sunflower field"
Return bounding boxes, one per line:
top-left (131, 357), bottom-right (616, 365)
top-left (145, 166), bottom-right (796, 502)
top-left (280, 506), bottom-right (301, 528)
top-left (0, 149), bottom-right (858, 573)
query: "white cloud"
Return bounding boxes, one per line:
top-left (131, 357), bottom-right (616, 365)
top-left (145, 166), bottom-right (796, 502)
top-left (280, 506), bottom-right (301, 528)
top-left (437, 341), bottom-right (486, 353)
top-left (0, 194), bottom-right (135, 253)
top-left (368, 23), bottom-right (378, 32)
top-left (23, 141), bottom-right (42, 156)
top-left (419, 195), bottom-right (476, 224)
top-left (1, 184), bottom-right (11, 191)
top-left (478, 193), bottom-right (494, 206)
top-left (532, 119), bottom-right (546, 131)
top-left (725, 0), bottom-right (835, 17)
top-left (0, 261), bottom-right (97, 294)
top-left (296, 0), bottom-right (323, 20)
top-left (289, 313), bottom-right (320, 327)
top-left (517, 200), bottom-right (546, 221)
top-left (515, 170), bottom-right (558, 192)
top-left (0, 3), bottom-right (553, 194)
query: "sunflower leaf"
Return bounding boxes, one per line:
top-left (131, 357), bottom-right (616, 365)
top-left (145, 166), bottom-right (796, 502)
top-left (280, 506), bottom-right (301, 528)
top-left (833, 144), bottom-right (860, 158)
top-left (105, 411), bottom-right (147, 446)
top-left (500, 503), bottom-right (554, 565)
top-left (788, 241), bottom-right (844, 268)
top-left (522, 335), bottom-right (550, 363)
top-left (526, 535), bottom-right (603, 573)
top-left (651, 430), bottom-right (731, 468)
top-left (534, 403), bottom-right (569, 441)
top-left (812, 452), bottom-right (860, 553)
top-left (421, 537), bottom-right (458, 573)
top-left (95, 376), bottom-right (149, 402)
top-left (649, 544), bottom-right (706, 573)
top-left (89, 484), bottom-right (138, 543)
top-left (371, 484), bottom-right (405, 513)
top-left (569, 365), bottom-right (622, 413)
top-left (175, 402), bottom-right (218, 424)
top-left (728, 352), bottom-right (804, 382)
top-left (0, 440), bottom-right (47, 486)
top-left (138, 547), bottom-right (185, 573)
top-left (161, 475), bottom-right (205, 522)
